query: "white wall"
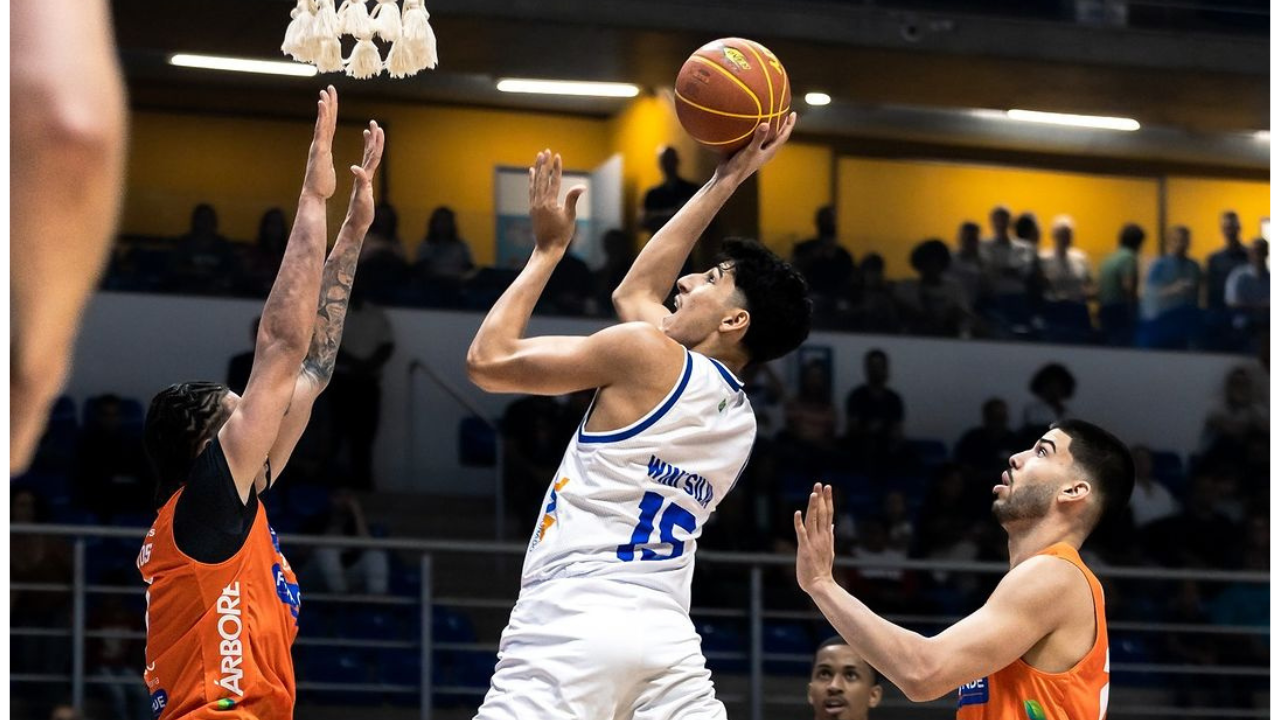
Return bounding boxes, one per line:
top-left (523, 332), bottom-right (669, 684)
top-left (67, 292), bottom-right (1246, 494)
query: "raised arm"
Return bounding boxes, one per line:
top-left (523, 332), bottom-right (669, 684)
top-left (794, 485), bottom-right (1081, 701)
top-left (217, 87), bottom-right (339, 499)
top-left (467, 150), bottom-right (680, 396)
top-left (259, 121), bottom-right (385, 486)
top-left (612, 115), bottom-right (796, 327)
top-left (10, 0), bottom-right (127, 473)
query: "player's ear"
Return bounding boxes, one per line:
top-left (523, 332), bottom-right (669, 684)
top-left (1060, 479), bottom-right (1092, 505)
top-left (868, 682), bottom-right (884, 708)
top-left (720, 308), bottom-right (750, 333)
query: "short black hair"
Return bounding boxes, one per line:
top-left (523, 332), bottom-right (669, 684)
top-left (1051, 419), bottom-right (1135, 530)
top-left (864, 348), bottom-right (888, 365)
top-left (1119, 223), bottom-right (1146, 250)
top-left (717, 238), bottom-right (812, 363)
top-left (815, 636), bottom-right (880, 685)
top-left (1014, 212), bottom-right (1040, 240)
top-left (144, 381), bottom-right (231, 508)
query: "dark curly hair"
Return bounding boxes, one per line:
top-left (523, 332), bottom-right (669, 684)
top-left (144, 381), bottom-right (231, 508)
top-left (715, 238), bottom-right (812, 363)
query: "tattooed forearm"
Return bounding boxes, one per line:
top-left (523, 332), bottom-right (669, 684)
top-left (302, 235), bottom-right (362, 385)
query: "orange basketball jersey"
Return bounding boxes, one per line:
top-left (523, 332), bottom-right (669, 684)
top-left (137, 488), bottom-right (301, 719)
top-left (955, 543), bottom-right (1110, 720)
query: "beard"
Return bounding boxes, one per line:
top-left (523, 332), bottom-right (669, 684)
top-left (992, 482), bottom-right (1056, 524)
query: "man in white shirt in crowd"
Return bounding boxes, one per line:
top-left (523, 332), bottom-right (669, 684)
top-left (1038, 215), bottom-right (1093, 303)
top-left (1127, 445), bottom-right (1180, 529)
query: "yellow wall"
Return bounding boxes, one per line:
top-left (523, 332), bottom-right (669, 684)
top-left (836, 158), bottom-right (1161, 278)
top-left (606, 91), bottom-right (709, 236)
top-left (1165, 177), bottom-right (1271, 261)
top-left (758, 142), bottom-right (833, 256)
top-left (122, 105), bottom-right (612, 266)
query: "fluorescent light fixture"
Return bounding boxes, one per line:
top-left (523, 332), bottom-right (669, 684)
top-left (495, 78), bottom-right (640, 98)
top-left (804, 92), bottom-right (832, 106)
top-left (1006, 109), bottom-right (1139, 131)
top-left (170, 53), bottom-right (317, 77)
top-left (1253, 130), bottom-right (1270, 141)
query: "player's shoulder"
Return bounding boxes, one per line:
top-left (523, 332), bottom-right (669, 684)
top-left (998, 553), bottom-right (1091, 609)
top-left (591, 322), bottom-right (687, 380)
top-left (597, 322), bottom-right (682, 352)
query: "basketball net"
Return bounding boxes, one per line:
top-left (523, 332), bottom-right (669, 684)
top-left (281, 0), bottom-right (438, 79)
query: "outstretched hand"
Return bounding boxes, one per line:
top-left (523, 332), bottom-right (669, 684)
top-left (345, 120), bottom-right (385, 228)
top-left (715, 112), bottom-right (798, 186)
top-left (794, 483), bottom-right (837, 595)
top-left (528, 149), bottom-right (586, 256)
top-left (302, 86), bottom-right (339, 200)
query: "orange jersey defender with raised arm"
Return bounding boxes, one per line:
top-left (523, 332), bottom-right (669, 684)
top-left (956, 543), bottom-right (1110, 720)
top-left (137, 487), bottom-right (301, 719)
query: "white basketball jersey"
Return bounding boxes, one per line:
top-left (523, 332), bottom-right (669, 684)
top-left (521, 349), bottom-right (756, 611)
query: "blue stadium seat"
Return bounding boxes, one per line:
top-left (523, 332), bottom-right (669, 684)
top-left (389, 560), bottom-right (421, 597)
top-left (905, 438), bottom-right (948, 469)
top-left (763, 621), bottom-right (814, 675)
top-left (1149, 450), bottom-right (1186, 498)
top-left (695, 619), bottom-right (748, 674)
top-left (458, 416), bottom-right (497, 467)
top-left (297, 647), bottom-right (377, 704)
top-left (432, 606), bottom-right (477, 645)
top-left (287, 484), bottom-right (331, 520)
top-left (339, 607), bottom-right (402, 641)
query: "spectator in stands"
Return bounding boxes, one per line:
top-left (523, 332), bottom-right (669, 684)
top-left (47, 706), bottom-right (80, 720)
top-left (169, 203), bottom-right (239, 294)
top-left (415, 206), bottom-right (475, 280)
top-left (594, 228), bottom-right (635, 313)
top-left (845, 253), bottom-right (899, 333)
top-left (1210, 511), bottom-right (1268, 709)
top-left (72, 393), bottom-right (150, 519)
top-left (845, 516), bottom-right (921, 612)
top-left (87, 579), bottom-right (149, 720)
top-left (1039, 215), bottom-right (1093, 302)
top-left (1141, 225), bottom-right (1201, 320)
top-left (1013, 211), bottom-right (1042, 249)
top-left (792, 206), bottom-right (856, 320)
top-left (226, 316), bottom-right (259, 396)
top-left (894, 238), bottom-right (970, 337)
top-left (806, 637), bottom-right (883, 720)
top-left (302, 489), bottom-right (390, 594)
top-left (1224, 237), bottom-right (1269, 309)
top-left (881, 490), bottom-right (914, 552)
top-left (1163, 580), bottom-right (1222, 707)
top-left (358, 202), bottom-right (410, 304)
top-left (950, 221), bottom-right (986, 308)
top-left (978, 204), bottom-right (1037, 297)
top-left (640, 145), bottom-right (700, 236)
top-left (1199, 365), bottom-right (1268, 461)
top-left (1142, 474), bottom-right (1237, 568)
top-left (1097, 222), bottom-right (1146, 333)
top-left (1205, 210), bottom-right (1249, 310)
top-left (1127, 445), bottom-right (1180, 529)
top-left (953, 398), bottom-right (1020, 484)
top-left (543, 248), bottom-right (595, 316)
top-left (241, 207), bottom-right (289, 295)
top-left (327, 283), bottom-right (395, 490)
top-left (501, 394), bottom-right (577, 521)
top-left (740, 361), bottom-right (786, 439)
top-left (11, 488), bottom-right (72, 696)
top-left (778, 356), bottom-right (839, 479)
top-left (1021, 363), bottom-right (1075, 439)
top-left (844, 349), bottom-right (906, 476)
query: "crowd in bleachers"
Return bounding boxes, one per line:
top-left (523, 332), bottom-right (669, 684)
top-left (102, 198), bottom-right (1268, 355)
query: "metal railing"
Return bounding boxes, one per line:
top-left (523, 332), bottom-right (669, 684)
top-left (11, 524), bottom-right (1270, 719)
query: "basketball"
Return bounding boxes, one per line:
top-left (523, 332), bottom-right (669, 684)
top-left (674, 38), bottom-right (791, 154)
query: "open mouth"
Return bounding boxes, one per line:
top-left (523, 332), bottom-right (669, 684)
top-left (823, 698), bottom-right (847, 715)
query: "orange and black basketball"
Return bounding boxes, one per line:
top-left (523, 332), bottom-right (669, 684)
top-left (674, 38), bottom-right (791, 154)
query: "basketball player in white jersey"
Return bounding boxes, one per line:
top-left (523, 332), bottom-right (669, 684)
top-left (466, 115), bottom-right (809, 719)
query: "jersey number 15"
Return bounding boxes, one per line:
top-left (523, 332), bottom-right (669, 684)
top-left (617, 491), bottom-right (697, 562)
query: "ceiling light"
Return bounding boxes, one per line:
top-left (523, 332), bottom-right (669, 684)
top-left (169, 53), bottom-right (317, 77)
top-left (496, 79), bottom-right (640, 98)
top-left (1005, 109), bottom-right (1139, 131)
top-left (804, 92), bottom-right (832, 106)
top-left (1253, 130), bottom-right (1270, 141)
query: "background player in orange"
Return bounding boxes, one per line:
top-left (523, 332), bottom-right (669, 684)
top-left (11, 0), bottom-right (128, 474)
top-left (807, 637), bottom-right (883, 720)
top-left (135, 87), bottom-right (384, 719)
top-left (794, 420), bottom-right (1134, 719)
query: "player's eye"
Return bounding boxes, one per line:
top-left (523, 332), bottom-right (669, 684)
top-left (1037, 447), bottom-right (1046, 457)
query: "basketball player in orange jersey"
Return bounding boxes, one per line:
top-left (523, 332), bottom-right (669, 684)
top-left (135, 87), bottom-right (384, 719)
top-left (795, 420), bottom-right (1134, 719)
